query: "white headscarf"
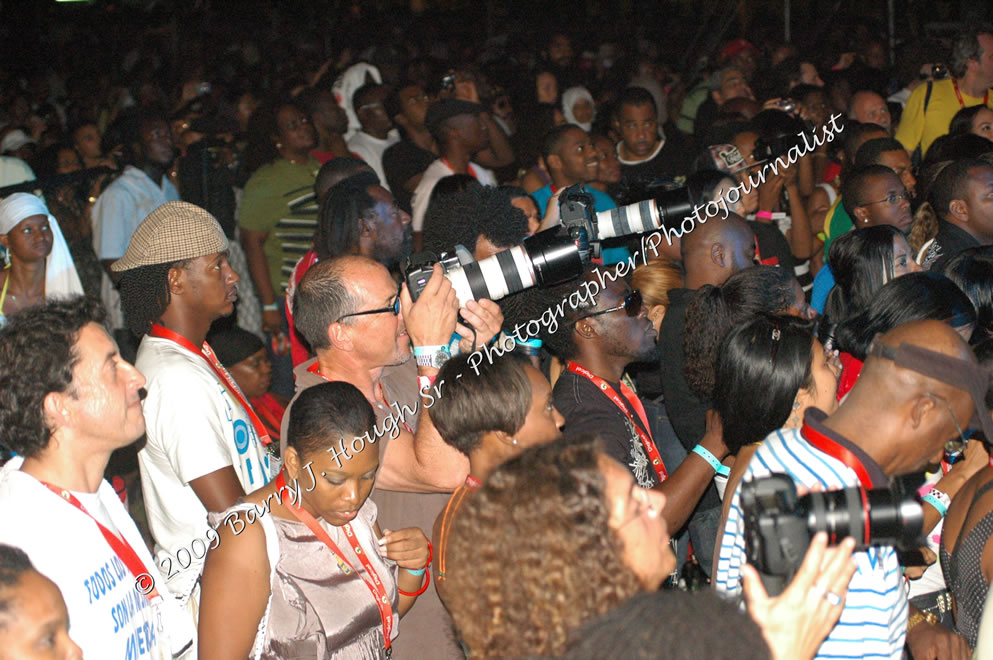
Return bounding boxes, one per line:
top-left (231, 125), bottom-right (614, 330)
top-left (332, 62), bottom-right (383, 141)
top-left (0, 193), bottom-right (83, 300)
top-left (561, 86), bottom-right (596, 132)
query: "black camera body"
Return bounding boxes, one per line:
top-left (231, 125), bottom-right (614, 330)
top-left (740, 473), bottom-right (922, 596)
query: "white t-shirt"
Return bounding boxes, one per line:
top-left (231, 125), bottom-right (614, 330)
top-left (0, 458), bottom-right (195, 658)
top-left (137, 336), bottom-right (278, 601)
top-left (347, 130), bottom-right (400, 193)
top-left (410, 158), bottom-right (496, 232)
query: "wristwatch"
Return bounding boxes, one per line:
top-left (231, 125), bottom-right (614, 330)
top-left (413, 344), bottom-right (450, 369)
top-left (907, 610), bottom-right (939, 632)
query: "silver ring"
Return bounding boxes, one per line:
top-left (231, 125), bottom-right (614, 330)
top-left (824, 590), bottom-right (843, 606)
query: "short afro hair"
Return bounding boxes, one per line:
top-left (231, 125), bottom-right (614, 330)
top-left (928, 158), bottom-right (992, 221)
top-left (0, 296), bottom-right (106, 458)
top-left (422, 184), bottom-right (529, 256)
top-left (854, 138), bottom-right (908, 168)
top-left (841, 164), bottom-right (899, 219)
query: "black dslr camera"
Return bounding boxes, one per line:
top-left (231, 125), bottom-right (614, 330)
top-left (740, 474), bottom-right (922, 596)
top-left (402, 184), bottom-right (692, 305)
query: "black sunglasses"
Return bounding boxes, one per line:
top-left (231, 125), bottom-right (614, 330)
top-left (574, 290), bottom-right (643, 323)
top-left (337, 284), bottom-right (402, 322)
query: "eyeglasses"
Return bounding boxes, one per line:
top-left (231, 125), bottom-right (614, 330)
top-left (573, 290), bottom-right (642, 323)
top-left (863, 191), bottom-right (911, 207)
top-left (336, 285), bottom-right (402, 323)
top-left (924, 391), bottom-right (973, 455)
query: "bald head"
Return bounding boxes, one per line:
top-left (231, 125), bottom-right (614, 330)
top-left (849, 91), bottom-right (891, 132)
top-left (844, 320), bottom-right (981, 475)
top-left (680, 213), bottom-right (755, 288)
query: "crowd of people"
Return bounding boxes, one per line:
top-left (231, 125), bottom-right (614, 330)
top-left (4, 3), bottom-right (993, 658)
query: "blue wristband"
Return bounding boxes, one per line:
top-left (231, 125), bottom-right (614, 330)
top-left (922, 493), bottom-right (948, 518)
top-left (692, 445), bottom-right (730, 477)
top-left (413, 344), bottom-right (449, 357)
top-left (405, 567), bottom-right (426, 576)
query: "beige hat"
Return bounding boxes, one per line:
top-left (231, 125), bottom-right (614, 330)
top-left (111, 201), bottom-right (229, 272)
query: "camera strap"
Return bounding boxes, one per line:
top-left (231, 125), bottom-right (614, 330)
top-left (566, 361), bottom-right (668, 483)
top-left (952, 78), bottom-right (989, 108)
top-left (801, 421), bottom-right (873, 544)
top-left (274, 471), bottom-right (394, 657)
top-left (149, 323), bottom-right (273, 448)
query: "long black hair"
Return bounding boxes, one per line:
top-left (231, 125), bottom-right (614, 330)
top-left (830, 271), bottom-right (977, 359)
top-left (714, 314), bottom-right (816, 454)
top-left (943, 247), bottom-right (993, 343)
top-left (824, 225), bottom-right (904, 324)
top-left (684, 266), bottom-right (799, 400)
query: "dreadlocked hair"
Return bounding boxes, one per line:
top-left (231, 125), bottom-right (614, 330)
top-left (118, 260), bottom-right (188, 338)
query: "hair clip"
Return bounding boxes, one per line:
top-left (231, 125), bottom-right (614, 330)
top-left (771, 328), bottom-right (781, 342)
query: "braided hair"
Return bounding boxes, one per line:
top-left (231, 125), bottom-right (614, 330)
top-left (118, 260), bottom-right (189, 338)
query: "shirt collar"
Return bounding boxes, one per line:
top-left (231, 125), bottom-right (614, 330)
top-left (803, 408), bottom-right (889, 488)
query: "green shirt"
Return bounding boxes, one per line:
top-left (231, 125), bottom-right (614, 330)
top-left (238, 158), bottom-right (320, 293)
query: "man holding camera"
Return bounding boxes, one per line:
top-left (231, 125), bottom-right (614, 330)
top-left (896, 26), bottom-right (993, 157)
top-left (287, 255), bottom-right (501, 659)
top-left (716, 320), bottom-right (992, 659)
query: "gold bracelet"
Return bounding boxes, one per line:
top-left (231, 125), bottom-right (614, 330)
top-left (907, 610), bottom-right (939, 632)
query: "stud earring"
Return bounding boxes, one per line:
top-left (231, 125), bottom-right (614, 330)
top-left (512, 437), bottom-right (518, 445)
top-left (276, 142), bottom-right (283, 149)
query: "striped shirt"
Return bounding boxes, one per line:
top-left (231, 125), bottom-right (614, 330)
top-left (238, 158), bottom-right (321, 293)
top-left (715, 418), bottom-right (907, 659)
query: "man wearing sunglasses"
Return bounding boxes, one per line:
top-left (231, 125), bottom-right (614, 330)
top-left (550, 273), bottom-right (733, 538)
top-left (717, 319), bottom-right (991, 660)
top-left (288, 255), bottom-right (502, 660)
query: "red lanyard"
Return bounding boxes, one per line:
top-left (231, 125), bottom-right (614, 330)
top-left (275, 471), bottom-right (393, 653)
top-left (953, 78), bottom-right (989, 108)
top-left (306, 362), bottom-right (413, 433)
top-left (464, 474), bottom-right (482, 489)
top-left (566, 361), bottom-right (668, 482)
top-left (441, 158), bottom-right (478, 180)
top-left (39, 482), bottom-right (160, 601)
top-left (800, 420), bottom-right (873, 543)
top-left (149, 324), bottom-right (272, 447)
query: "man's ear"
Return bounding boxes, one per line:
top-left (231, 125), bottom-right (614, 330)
top-left (711, 90), bottom-right (722, 105)
top-left (546, 153), bottom-right (563, 172)
top-left (167, 264), bottom-right (186, 296)
top-left (909, 394), bottom-right (938, 431)
top-left (42, 390), bottom-right (71, 433)
top-left (948, 199), bottom-right (969, 223)
top-left (327, 321), bottom-right (355, 352)
top-left (711, 242), bottom-right (726, 268)
top-left (358, 215), bottom-right (375, 238)
top-left (852, 206), bottom-right (871, 226)
top-left (574, 317), bottom-right (598, 340)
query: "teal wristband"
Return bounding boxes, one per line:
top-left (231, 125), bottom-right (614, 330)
top-left (405, 567), bottom-right (426, 576)
top-left (692, 445), bottom-right (730, 477)
top-left (922, 493), bottom-right (948, 518)
top-left (413, 344), bottom-right (449, 357)
top-left (262, 302), bottom-right (279, 311)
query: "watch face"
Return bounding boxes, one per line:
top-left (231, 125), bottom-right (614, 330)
top-left (431, 350), bottom-right (449, 368)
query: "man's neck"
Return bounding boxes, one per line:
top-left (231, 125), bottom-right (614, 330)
top-left (618, 140), bottom-right (659, 164)
top-left (947, 217), bottom-right (993, 245)
top-left (683, 268), bottom-right (722, 291)
top-left (572, 346), bottom-right (628, 383)
top-left (315, 350), bottom-right (386, 404)
top-left (550, 170), bottom-right (578, 189)
top-left (140, 162), bottom-right (166, 186)
top-left (958, 72), bottom-right (990, 99)
top-left (362, 127), bottom-right (389, 141)
top-left (441, 145), bottom-right (471, 173)
top-left (157, 306), bottom-right (212, 348)
top-left (20, 441), bottom-right (112, 494)
top-left (406, 124), bottom-right (436, 153)
top-left (317, 127), bottom-right (350, 158)
top-left (820, 406), bottom-right (897, 477)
